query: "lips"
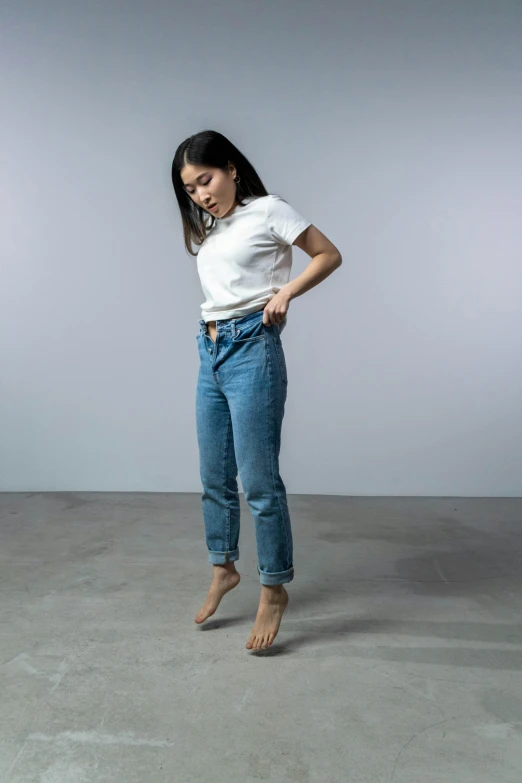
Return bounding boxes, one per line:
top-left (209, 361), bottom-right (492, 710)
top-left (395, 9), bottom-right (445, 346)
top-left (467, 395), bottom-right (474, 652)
top-left (208, 203), bottom-right (218, 211)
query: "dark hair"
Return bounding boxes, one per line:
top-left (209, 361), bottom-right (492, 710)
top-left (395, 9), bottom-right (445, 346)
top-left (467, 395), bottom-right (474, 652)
top-left (171, 130), bottom-right (270, 256)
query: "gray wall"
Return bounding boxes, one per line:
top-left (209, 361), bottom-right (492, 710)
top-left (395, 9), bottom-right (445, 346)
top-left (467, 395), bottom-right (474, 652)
top-left (1, 0), bottom-right (521, 495)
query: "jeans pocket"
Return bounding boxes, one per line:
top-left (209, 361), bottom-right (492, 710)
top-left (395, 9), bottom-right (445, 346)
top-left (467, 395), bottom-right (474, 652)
top-left (233, 318), bottom-right (266, 343)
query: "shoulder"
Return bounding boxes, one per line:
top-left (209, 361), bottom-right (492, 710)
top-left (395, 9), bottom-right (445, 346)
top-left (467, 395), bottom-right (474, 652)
top-left (263, 193), bottom-right (293, 215)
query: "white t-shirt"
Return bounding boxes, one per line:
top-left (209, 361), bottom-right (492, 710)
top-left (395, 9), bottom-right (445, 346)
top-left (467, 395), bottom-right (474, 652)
top-left (196, 194), bottom-right (311, 332)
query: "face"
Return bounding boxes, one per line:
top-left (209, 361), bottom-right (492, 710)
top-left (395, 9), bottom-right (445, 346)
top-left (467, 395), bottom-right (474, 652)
top-left (180, 162), bottom-right (238, 218)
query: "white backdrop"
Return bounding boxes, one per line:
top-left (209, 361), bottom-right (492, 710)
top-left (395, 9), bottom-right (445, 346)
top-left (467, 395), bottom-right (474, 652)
top-left (1, 0), bottom-right (521, 495)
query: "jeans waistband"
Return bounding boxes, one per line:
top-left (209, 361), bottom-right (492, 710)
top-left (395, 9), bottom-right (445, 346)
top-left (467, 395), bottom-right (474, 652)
top-left (199, 309), bottom-right (265, 331)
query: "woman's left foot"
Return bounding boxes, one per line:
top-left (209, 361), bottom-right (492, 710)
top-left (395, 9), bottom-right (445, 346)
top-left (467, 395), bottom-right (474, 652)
top-left (246, 585), bottom-right (289, 650)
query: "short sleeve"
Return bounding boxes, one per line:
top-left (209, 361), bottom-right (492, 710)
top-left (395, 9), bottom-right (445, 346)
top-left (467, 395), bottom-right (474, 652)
top-left (266, 195), bottom-right (312, 246)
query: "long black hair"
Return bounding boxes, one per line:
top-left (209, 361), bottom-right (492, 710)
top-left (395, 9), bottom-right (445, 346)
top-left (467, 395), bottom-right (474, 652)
top-left (171, 130), bottom-right (270, 256)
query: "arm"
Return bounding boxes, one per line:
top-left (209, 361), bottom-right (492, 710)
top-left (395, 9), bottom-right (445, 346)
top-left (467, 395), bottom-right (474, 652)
top-left (282, 225), bottom-right (342, 301)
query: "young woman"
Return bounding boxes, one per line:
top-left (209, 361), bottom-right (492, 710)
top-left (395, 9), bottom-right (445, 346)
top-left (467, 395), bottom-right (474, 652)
top-left (171, 130), bottom-right (342, 651)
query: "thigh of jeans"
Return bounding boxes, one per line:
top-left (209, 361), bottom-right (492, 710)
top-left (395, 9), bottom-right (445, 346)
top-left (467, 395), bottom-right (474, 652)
top-left (196, 327), bottom-right (284, 470)
top-left (218, 325), bottom-right (287, 483)
top-left (195, 339), bottom-right (234, 483)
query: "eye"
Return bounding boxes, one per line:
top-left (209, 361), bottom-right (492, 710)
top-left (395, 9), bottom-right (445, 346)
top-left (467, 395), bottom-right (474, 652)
top-left (186, 178), bottom-right (211, 195)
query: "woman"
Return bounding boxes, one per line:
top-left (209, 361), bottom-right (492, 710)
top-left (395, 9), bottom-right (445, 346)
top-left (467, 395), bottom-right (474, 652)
top-left (171, 130), bottom-right (342, 651)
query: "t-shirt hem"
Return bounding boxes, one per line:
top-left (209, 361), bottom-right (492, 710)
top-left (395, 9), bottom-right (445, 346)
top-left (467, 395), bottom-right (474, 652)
top-left (201, 304), bottom-right (266, 322)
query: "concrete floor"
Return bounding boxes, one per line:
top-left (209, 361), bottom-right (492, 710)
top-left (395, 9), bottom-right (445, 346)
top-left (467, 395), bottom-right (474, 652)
top-left (1, 492), bottom-right (521, 783)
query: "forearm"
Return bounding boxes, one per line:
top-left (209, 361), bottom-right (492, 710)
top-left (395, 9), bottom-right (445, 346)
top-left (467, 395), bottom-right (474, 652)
top-left (282, 253), bottom-right (342, 301)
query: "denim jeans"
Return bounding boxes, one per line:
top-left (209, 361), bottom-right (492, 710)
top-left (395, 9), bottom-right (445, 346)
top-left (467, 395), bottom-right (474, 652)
top-left (195, 309), bottom-right (294, 586)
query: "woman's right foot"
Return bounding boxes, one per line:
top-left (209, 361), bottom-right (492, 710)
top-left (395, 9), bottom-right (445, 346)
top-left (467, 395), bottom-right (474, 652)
top-left (195, 564), bottom-right (241, 623)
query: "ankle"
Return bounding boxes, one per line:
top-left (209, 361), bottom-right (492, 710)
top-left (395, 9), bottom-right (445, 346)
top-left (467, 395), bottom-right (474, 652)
top-left (261, 583), bottom-right (284, 593)
top-left (213, 563), bottom-right (238, 575)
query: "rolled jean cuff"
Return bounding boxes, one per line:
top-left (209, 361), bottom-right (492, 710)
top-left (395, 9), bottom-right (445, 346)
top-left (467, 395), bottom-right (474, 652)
top-left (257, 565), bottom-right (294, 585)
top-left (208, 548), bottom-right (239, 565)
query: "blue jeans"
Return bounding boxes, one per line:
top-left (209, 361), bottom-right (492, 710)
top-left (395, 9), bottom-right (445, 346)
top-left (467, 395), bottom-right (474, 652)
top-left (195, 309), bottom-right (294, 586)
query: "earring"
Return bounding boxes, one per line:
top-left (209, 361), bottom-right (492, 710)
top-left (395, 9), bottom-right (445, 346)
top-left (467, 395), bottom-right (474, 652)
top-left (234, 175), bottom-right (240, 184)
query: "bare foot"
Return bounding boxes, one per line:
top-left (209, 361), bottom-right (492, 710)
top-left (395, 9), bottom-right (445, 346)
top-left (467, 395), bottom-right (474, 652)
top-left (246, 585), bottom-right (289, 650)
top-left (195, 564), bottom-right (240, 624)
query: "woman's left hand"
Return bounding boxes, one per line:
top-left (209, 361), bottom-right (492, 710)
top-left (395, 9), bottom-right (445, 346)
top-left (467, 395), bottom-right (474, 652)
top-left (262, 289), bottom-right (292, 326)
